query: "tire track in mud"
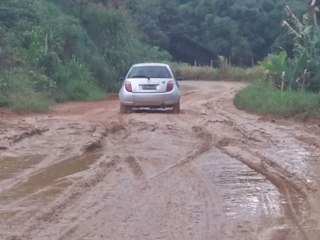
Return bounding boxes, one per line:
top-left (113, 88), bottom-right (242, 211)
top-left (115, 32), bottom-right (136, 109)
top-left (18, 157), bottom-right (119, 239)
top-left (171, 89), bottom-right (307, 238)
top-left (0, 124), bottom-right (108, 193)
top-left (207, 119), bottom-right (314, 194)
top-left (145, 126), bottom-right (213, 179)
top-left (218, 146), bottom-right (309, 240)
top-left (185, 165), bottom-right (222, 240)
top-left (125, 117), bottom-right (219, 239)
top-left (200, 114), bottom-right (312, 239)
top-left (183, 85), bottom-right (315, 239)
top-left (124, 156), bottom-right (144, 179)
top-left (295, 134), bottom-right (320, 149)
top-left (118, 112), bottom-right (214, 179)
top-left (38, 155), bottom-right (131, 240)
top-left (0, 125), bottom-right (49, 151)
top-left (1, 123), bottom-right (129, 239)
top-left (59, 165), bottom-right (219, 240)
top-left (146, 126), bottom-right (217, 240)
top-left (16, 119), bottom-right (161, 239)
top-left (53, 120), bottom-right (216, 240)
top-left (1, 81), bottom-right (320, 240)
top-left (162, 82), bottom-right (318, 239)
top-left (7, 127), bottom-right (49, 144)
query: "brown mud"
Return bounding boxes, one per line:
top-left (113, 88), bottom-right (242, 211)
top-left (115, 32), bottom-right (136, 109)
top-left (0, 81), bottom-right (319, 240)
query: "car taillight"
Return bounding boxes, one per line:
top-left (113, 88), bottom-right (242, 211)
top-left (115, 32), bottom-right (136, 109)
top-left (125, 81), bottom-right (132, 92)
top-left (166, 80), bottom-right (174, 92)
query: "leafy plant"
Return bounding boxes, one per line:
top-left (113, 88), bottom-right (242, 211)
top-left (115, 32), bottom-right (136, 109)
top-left (258, 51), bottom-right (288, 89)
top-left (281, 3), bottom-right (320, 91)
top-left (259, 51), bottom-right (288, 75)
top-left (0, 68), bottom-right (54, 111)
top-left (53, 58), bottom-right (104, 101)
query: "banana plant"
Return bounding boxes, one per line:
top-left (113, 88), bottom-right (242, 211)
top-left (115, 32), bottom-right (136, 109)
top-left (258, 51), bottom-right (288, 89)
top-left (282, 2), bottom-right (320, 91)
top-left (259, 51), bottom-right (288, 75)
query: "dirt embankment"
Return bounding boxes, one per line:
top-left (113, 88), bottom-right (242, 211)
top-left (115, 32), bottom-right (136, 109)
top-left (0, 81), bottom-right (320, 240)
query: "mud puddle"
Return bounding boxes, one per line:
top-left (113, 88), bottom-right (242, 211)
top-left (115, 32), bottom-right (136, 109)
top-left (0, 155), bottom-right (43, 181)
top-left (0, 152), bottom-right (102, 204)
top-left (196, 151), bottom-right (284, 235)
top-left (198, 149), bottom-right (314, 239)
top-left (263, 138), bottom-right (310, 179)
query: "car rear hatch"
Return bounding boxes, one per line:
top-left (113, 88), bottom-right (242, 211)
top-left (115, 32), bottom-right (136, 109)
top-left (130, 78), bottom-right (171, 93)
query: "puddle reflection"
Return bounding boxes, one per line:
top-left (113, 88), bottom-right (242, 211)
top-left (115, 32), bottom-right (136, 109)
top-left (198, 152), bottom-right (282, 220)
top-left (0, 152), bottom-right (102, 203)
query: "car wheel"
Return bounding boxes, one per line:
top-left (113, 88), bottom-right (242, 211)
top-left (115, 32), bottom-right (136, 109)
top-left (172, 101), bottom-right (180, 114)
top-left (120, 104), bottom-right (130, 114)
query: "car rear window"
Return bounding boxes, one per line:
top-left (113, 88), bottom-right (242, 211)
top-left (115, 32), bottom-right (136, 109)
top-left (128, 66), bottom-right (172, 78)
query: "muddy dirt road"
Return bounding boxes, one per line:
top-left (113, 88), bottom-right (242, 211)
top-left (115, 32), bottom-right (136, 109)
top-left (0, 81), bottom-right (320, 240)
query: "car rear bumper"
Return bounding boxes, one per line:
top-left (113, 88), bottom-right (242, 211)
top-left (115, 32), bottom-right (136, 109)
top-left (119, 90), bottom-right (180, 107)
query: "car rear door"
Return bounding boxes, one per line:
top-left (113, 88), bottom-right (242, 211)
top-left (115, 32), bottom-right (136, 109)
top-left (127, 66), bottom-right (173, 93)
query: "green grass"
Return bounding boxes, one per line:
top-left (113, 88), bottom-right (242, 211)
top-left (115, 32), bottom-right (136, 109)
top-left (171, 63), bottom-right (265, 81)
top-left (234, 80), bottom-right (320, 117)
top-left (8, 91), bottom-right (54, 112)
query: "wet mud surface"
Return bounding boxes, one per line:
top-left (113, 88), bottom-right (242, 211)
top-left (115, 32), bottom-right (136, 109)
top-left (0, 81), bottom-right (320, 239)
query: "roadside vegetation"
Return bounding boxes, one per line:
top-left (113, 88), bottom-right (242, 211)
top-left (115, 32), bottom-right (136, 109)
top-left (0, 0), bottom-right (169, 111)
top-left (172, 61), bottom-right (265, 81)
top-left (235, 1), bottom-right (320, 118)
top-left (0, 0), bottom-right (314, 113)
top-left (235, 80), bottom-right (320, 117)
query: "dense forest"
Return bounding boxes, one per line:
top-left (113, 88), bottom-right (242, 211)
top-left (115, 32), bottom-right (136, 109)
top-left (0, 0), bottom-right (311, 110)
top-left (127, 0), bottom-right (307, 65)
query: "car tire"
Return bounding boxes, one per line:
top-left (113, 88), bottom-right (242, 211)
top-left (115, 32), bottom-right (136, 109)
top-left (172, 101), bottom-right (180, 114)
top-left (120, 104), bottom-right (130, 114)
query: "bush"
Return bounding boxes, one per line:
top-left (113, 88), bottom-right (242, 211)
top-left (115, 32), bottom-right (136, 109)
top-left (234, 80), bottom-right (320, 117)
top-left (53, 58), bottom-right (105, 101)
top-left (0, 69), bottom-right (54, 111)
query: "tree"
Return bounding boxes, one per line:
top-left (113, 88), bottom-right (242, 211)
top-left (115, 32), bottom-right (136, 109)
top-left (127, 0), bottom-right (306, 65)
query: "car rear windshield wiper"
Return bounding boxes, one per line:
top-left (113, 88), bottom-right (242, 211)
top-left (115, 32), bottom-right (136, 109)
top-left (129, 75), bottom-right (150, 79)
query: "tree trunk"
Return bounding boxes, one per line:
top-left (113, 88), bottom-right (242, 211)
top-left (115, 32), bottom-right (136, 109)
top-left (309, 0), bottom-right (318, 16)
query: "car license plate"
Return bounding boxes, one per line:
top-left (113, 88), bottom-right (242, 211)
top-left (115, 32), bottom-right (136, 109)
top-left (142, 84), bottom-right (157, 90)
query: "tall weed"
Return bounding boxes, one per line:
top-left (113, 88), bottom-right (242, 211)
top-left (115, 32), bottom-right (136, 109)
top-left (172, 63), bottom-right (265, 81)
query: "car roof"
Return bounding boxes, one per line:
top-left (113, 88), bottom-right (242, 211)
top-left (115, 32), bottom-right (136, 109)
top-left (131, 63), bottom-right (170, 68)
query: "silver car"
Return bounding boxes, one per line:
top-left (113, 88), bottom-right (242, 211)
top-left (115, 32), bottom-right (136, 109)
top-left (119, 63), bottom-right (180, 114)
